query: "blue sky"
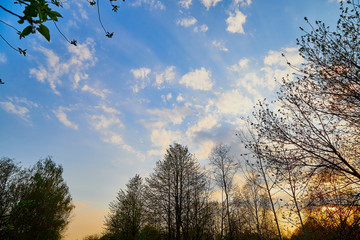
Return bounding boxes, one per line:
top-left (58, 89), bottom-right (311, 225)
top-left (1, 0), bottom-right (341, 239)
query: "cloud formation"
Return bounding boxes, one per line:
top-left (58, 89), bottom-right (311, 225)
top-left (131, 0), bottom-right (165, 10)
top-left (193, 24), bottom-right (209, 32)
top-left (155, 66), bottom-right (176, 88)
top-left (53, 106), bottom-right (79, 130)
top-left (202, 0), bottom-right (222, 10)
top-left (176, 17), bottom-right (197, 27)
top-left (226, 10), bottom-right (247, 34)
top-left (29, 39), bottom-right (96, 95)
top-left (179, 67), bottom-right (214, 91)
top-left (179, 0), bottom-right (192, 8)
top-left (212, 40), bottom-right (229, 51)
top-left (0, 97), bottom-right (38, 121)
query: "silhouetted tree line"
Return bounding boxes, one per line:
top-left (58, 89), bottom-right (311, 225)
top-left (86, 1), bottom-right (360, 239)
top-left (0, 157), bottom-right (73, 240)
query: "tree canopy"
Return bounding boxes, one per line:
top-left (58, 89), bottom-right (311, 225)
top-left (0, 157), bottom-right (73, 240)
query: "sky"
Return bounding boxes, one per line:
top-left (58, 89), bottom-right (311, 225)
top-left (0, 0), bottom-right (342, 239)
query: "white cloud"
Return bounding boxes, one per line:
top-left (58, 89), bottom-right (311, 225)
top-left (194, 24), bottom-right (209, 32)
top-left (234, 0), bottom-right (252, 7)
top-left (260, 47), bottom-right (303, 90)
top-left (196, 140), bottom-right (215, 159)
top-left (88, 103), bottom-right (144, 160)
top-left (264, 47), bottom-right (302, 67)
top-left (0, 102), bottom-right (28, 119)
top-left (176, 94), bottom-right (185, 102)
top-left (90, 115), bottom-right (124, 130)
top-left (179, 67), bottom-right (214, 91)
top-left (82, 85), bottom-right (110, 99)
top-left (103, 132), bottom-right (124, 145)
top-left (53, 106), bottom-right (79, 130)
top-left (95, 104), bottom-right (120, 114)
top-left (75, 2), bottom-right (88, 19)
top-left (212, 40), bottom-right (228, 52)
top-left (0, 97), bottom-right (38, 121)
top-left (215, 89), bottom-right (253, 115)
top-left (102, 131), bottom-right (145, 161)
top-left (167, 93), bottom-right (172, 100)
top-left (130, 67), bottom-right (152, 93)
top-left (202, 0), bottom-right (222, 10)
top-left (228, 58), bottom-right (249, 71)
top-left (179, 0), bottom-right (192, 8)
top-left (131, 0), bottom-right (165, 10)
top-left (147, 106), bottom-right (192, 125)
top-left (154, 66), bottom-right (176, 88)
top-left (30, 39), bottom-right (96, 94)
top-left (150, 128), bottom-right (182, 149)
top-left (131, 67), bottom-right (151, 79)
top-left (0, 53), bottom-right (7, 63)
top-left (176, 17), bottom-right (197, 27)
top-left (226, 9), bottom-right (246, 34)
top-left (187, 114), bottom-right (220, 136)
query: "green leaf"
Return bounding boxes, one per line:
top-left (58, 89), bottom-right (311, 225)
top-left (50, 11), bottom-right (62, 18)
top-left (48, 10), bottom-right (62, 21)
top-left (20, 25), bottom-right (33, 39)
top-left (37, 24), bottom-right (50, 41)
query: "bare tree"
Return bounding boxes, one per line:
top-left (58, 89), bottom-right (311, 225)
top-left (146, 143), bottom-right (209, 240)
top-left (208, 143), bottom-right (239, 240)
top-left (239, 128), bottom-right (283, 240)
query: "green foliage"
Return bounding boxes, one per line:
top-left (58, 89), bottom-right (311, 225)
top-left (15, 0), bottom-right (62, 41)
top-left (0, 0), bottom-right (127, 56)
top-left (0, 157), bottom-right (74, 240)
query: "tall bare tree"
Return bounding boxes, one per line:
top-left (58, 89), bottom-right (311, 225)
top-left (146, 143), bottom-right (209, 240)
top-left (208, 143), bottom-right (239, 240)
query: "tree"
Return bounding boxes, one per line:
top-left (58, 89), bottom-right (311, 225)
top-left (0, 157), bottom-right (74, 240)
top-left (234, 171), bottom-right (277, 240)
top-left (249, 0), bottom-right (360, 193)
top-left (105, 174), bottom-right (145, 240)
top-left (0, 0), bottom-right (125, 56)
top-left (208, 143), bottom-right (239, 240)
top-left (238, 128), bottom-right (284, 240)
top-left (0, 158), bottom-right (25, 238)
top-left (146, 143), bottom-right (210, 240)
top-left (300, 169), bottom-right (360, 240)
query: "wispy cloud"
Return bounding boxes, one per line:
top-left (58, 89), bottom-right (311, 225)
top-left (179, 0), bottom-right (192, 8)
top-left (179, 67), bottom-right (214, 91)
top-left (194, 24), bottom-right (209, 32)
top-left (82, 85), bottom-right (110, 99)
top-left (131, 0), bottom-right (165, 10)
top-left (154, 66), bottom-right (176, 88)
top-left (234, 0), bottom-right (252, 7)
top-left (212, 40), bottom-right (229, 51)
top-left (53, 106), bottom-right (79, 130)
top-left (215, 89), bottom-right (253, 115)
top-left (202, 0), bottom-right (222, 10)
top-left (228, 58), bottom-right (249, 71)
top-left (147, 106), bottom-right (192, 125)
top-left (176, 94), bottom-right (185, 102)
top-left (130, 67), bottom-right (152, 93)
top-left (226, 9), bottom-right (247, 34)
top-left (30, 39), bottom-right (96, 95)
top-left (0, 97), bottom-right (38, 121)
top-left (0, 53), bottom-right (7, 63)
top-left (176, 17), bottom-right (197, 27)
